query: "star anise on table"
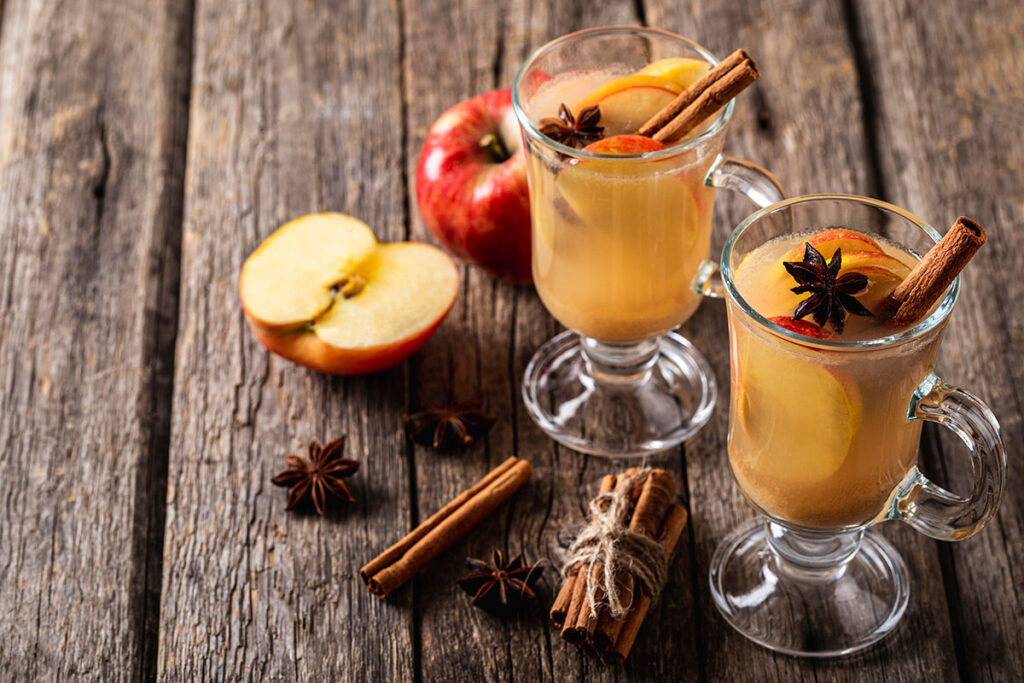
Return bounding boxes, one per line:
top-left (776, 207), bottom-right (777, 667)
top-left (783, 242), bottom-right (874, 335)
top-left (271, 437), bottom-right (359, 515)
top-left (538, 103), bottom-right (604, 149)
top-left (458, 549), bottom-right (544, 615)
top-left (404, 401), bottom-right (496, 450)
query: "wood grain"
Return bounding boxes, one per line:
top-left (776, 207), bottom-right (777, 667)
top-left (647, 0), bottom-right (958, 679)
top-left (156, 1), bottom-right (414, 678)
top-left (0, 0), bottom-right (191, 679)
top-left (855, 0), bottom-right (1024, 679)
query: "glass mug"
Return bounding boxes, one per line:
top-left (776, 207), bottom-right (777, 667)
top-left (511, 26), bottom-right (784, 457)
top-left (710, 195), bottom-right (1006, 656)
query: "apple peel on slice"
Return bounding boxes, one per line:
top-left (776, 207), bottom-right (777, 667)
top-left (240, 213), bottom-right (459, 375)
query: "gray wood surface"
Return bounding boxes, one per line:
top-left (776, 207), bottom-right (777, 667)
top-left (0, 0), bottom-right (191, 679)
top-left (0, 0), bottom-right (1020, 680)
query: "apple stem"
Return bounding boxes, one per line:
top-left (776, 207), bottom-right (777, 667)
top-left (479, 132), bottom-right (510, 163)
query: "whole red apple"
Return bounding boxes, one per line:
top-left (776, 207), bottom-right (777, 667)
top-left (416, 88), bottom-right (532, 285)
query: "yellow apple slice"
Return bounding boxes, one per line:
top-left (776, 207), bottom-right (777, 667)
top-left (240, 213), bottom-right (459, 375)
top-left (241, 213), bottom-right (378, 327)
top-left (636, 57), bottom-right (710, 89)
top-left (735, 325), bottom-right (860, 484)
top-left (577, 75), bottom-right (682, 134)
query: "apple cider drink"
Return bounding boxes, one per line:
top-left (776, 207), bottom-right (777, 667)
top-left (523, 60), bottom-right (719, 342)
top-left (727, 228), bottom-right (940, 528)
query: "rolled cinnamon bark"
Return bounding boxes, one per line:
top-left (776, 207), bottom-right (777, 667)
top-left (360, 456), bottom-right (531, 598)
top-left (592, 470), bottom-right (675, 650)
top-left (882, 216), bottom-right (986, 327)
top-left (605, 504), bottom-right (690, 664)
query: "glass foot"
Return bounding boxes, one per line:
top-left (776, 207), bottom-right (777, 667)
top-left (521, 330), bottom-right (716, 457)
top-left (710, 517), bottom-right (910, 657)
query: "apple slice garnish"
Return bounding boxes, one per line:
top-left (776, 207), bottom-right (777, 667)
top-left (582, 134), bottom-right (667, 156)
top-left (240, 213), bottom-right (459, 375)
top-left (636, 57), bottom-right (710, 90)
top-left (782, 228), bottom-right (884, 261)
top-left (734, 319), bottom-right (859, 484)
top-left (767, 316), bottom-right (833, 339)
top-left (576, 74), bottom-right (682, 134)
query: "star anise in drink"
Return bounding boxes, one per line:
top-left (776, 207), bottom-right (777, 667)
top-left (458, 549), bottom-right (543, 615)
top-left (783, 242), bottom-right (874, 334)
top-left (404, 401), bottom-right (496, 450)
top-left (271, 437), bottom-right (359, 515)
top-left (538, 103), bottom-right (603, 149)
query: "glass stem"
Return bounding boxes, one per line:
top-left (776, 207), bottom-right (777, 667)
top-left (580, 336), bottom-right (660, 384)
top-left (764, 520), bottom-right (864, 579)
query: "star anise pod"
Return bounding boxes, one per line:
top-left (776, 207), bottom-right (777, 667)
top-left (538, 103), bottom-right (604, 148)
top-left (783, 242), bottom-right (874, 334)
top-left (404, 401), bottom-right (496, 450)
top-left (458, 549), bottom-right (543, 615)
top-left (271, 437), bottom-right (359, 515)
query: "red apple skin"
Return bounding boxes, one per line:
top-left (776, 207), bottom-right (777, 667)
top-left (245, 311), bottom-right (452, 376)
top-left (768, 316), bottom-right (833, 339)
top-left (416, 88), bottom-right (532, 285)
top-left (582, 134), bottom-right (667, 155)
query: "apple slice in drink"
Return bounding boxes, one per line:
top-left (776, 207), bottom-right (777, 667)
top-left (240, 213), bottom-right (459, 375)
top-left (735, 316), bottom-right (859, 484)
top-left (636, 57), bottom-right (710, 90)
top-left (576, 75), bottom-right (682, 134)
top-left (782, 228), bottom-right (885, 261)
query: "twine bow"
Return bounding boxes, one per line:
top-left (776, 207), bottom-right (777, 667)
top-left (562, 468), bottom-right (670, 619)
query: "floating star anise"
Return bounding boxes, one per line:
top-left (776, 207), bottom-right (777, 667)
top-left (783, 242), bottom-right (874, 334)
top-left (538, 103), bottom-right (604, 148)
top-left (404, 401), bottom-right (496, 450)
top-left (458, 549), bottom-right (543, 615)
top-left (271, 437), bottom-right (359, 515)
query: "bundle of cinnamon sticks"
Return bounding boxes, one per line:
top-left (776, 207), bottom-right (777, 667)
top-left (550, 468), bottom-right (688, 663)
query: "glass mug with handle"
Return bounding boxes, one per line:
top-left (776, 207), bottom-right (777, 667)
top-left (709, 194), bottom-right (1006, 657)
top-left (511, 26), bottom-right (783, 457)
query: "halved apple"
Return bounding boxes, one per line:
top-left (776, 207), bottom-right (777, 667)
top-left (240, 213), bottom-right (459, 375)
top-left (577, 75), bottom-right (682, 134)
top-left (636, 57), bottom-right (709, 90)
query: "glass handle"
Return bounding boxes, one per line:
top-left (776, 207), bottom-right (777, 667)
top-left (706, 154), bottom-right (786, 208)
top-left (695, 155), bottom-right (787, 298)
top-left (886, 373), bottom-right (1007, 540)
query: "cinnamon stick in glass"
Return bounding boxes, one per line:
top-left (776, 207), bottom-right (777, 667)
top-left (882, 216), bottom-right (986, 327)
top-left (635, 48), bottom-right (758, 143)
top-left (360, 456), bottom-right (532, 598)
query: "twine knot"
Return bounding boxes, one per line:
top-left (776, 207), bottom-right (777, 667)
top-left (562, 469), bottom-right (670, 619)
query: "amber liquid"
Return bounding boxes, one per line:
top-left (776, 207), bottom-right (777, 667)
top-left (525, 70), bottom-right (719, 343)
top-left (728, 232), bottom-right (941, 528)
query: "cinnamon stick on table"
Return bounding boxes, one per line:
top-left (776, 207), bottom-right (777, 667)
top-left (635, 48), bottom-right (759, 143)
top-left (360, 456), bottom-right (532, 598)
top-left (605, 504), bottom-right (689, 664)
top-left (881, 216), bottom-right (987, 327)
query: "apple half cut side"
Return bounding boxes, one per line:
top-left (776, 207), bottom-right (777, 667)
top-left (240, 213), bottom-right (459, 375)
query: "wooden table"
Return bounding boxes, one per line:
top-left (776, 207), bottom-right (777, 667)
top-left (1, 0), bottom-right (1021, 680)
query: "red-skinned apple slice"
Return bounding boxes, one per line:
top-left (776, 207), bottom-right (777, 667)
top-left (582, 134), bottom-right (668, 155)
top-left (577, 75), bottom-right (682, 133)
top-left (767, 316), bottom-right (834, 339)
top-left (240, 213), bottom-right (459, 375)
top-left (783, 228), bottom-right (884, 261)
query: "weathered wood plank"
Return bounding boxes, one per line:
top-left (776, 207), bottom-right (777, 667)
top-left (647, 0), bottom-right (958, 679)
top-left (855, 0), bottom-right (1024, 679)
top-left (399, 1), bottom-right (703, 681)
top-left (0, 0), bottom-right (191, 679)
top-left (156, 1), bottom-right (413, 679)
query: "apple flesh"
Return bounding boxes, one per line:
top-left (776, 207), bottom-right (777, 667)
top-left (576, 75), bottom-right (682, 134)
top-left (240, 213), bottom-right (459, 375)
top-left (416, 88), bottom-right (532, 284)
